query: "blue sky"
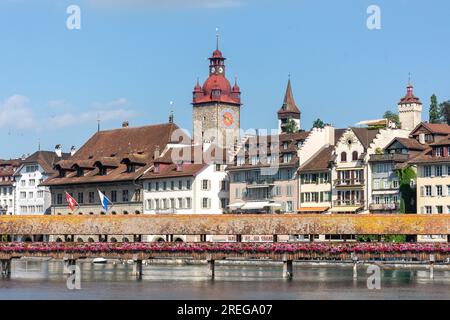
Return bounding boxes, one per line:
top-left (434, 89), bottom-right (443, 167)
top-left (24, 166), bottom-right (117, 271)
top-left (0, 0), bottom-right (449, 158)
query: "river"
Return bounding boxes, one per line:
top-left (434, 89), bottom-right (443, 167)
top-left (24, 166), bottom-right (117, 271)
top-left (1, 259), bottom-right (450, 299)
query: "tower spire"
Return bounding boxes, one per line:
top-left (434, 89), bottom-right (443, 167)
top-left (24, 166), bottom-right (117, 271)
top-left (215, 27), bottom-right (219, 50)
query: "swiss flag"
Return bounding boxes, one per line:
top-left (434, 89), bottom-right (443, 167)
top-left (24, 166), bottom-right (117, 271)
top-left (65, 192), bottom-right (79, 211)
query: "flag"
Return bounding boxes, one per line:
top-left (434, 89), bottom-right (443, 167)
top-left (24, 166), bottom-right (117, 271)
top-left (65, 192), bottom-right (79, 211)
top-left (98, 190), bottom-right (113, 211)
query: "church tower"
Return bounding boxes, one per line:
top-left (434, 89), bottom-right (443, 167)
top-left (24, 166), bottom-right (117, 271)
top-left (277, 79), bottom-right (301, 133)
top-left (398, 79), bottom-right (422, 131)
top-left (192, 38), bottom-right (241, 148)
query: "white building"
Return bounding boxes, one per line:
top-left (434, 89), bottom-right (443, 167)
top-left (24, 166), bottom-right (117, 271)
top-left (142, 144), bottom-right (230, 242)
top-left (0, 159), bottom-right (21, 215)
top-left (14, 150), bottom-right (70, 215)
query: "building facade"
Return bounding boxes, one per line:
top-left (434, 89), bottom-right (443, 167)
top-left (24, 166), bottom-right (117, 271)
top-left (0, 159), bottom-right (21, 215)
top-left (398, 81), bottom-right (423, 131)
top-left (412, 134), bottom-right (450, 242)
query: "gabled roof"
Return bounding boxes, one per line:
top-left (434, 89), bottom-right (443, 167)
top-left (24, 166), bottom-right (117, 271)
top-left (298, 145), bottom-right (334, 172)
top-left (277, 79), bottom-right (301, 117)
top-left (20, 151), bottom-right (71, 174)
top-left (385, 137), bottom-right (428, 151)
top-left (410, 123), bottom-right (450, 137)
top-left (430, 135), bottom-right (450, 146)
top-left (42, 123), bottom-right (189, 186)
top-left (350, 128), bottom-right (380, 149)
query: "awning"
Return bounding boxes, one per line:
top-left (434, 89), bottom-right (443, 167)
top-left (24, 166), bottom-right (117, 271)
top-left (241, 202), bottom-right (270, 210)
top-left (228, 202), bottom-right (245, 209)
top-left (297, 207), bottom-right (329, 213)
top-left (372, 190), bottom-right (399, 195)
top-left (329, 206), bottom-right (362, 213)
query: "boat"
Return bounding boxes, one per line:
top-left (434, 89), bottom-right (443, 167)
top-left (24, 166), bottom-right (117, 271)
top-left (93, 257), bottom-right (107, 264)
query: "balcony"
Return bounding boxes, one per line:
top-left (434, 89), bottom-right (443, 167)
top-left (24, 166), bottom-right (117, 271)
top-left (369, 203), bottom-right (400, 212)
top-left (246, 178), bottom-right (275, 188)
top-left (333, 199), bottom-right (364, 207)
top-left (334, 179), bottom-right (365, 187)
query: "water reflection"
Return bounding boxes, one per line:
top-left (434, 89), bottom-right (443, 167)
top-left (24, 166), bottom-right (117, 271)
top-left (1, 260), bottom-right (450, 300)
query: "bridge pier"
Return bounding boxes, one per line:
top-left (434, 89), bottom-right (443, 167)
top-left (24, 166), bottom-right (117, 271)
top-left (351, 253), bottom-right (358, 279)
top-left (207, 255), bottom-right (215, 279)
top-left (132, 255), bottom-right (142, 279)
top-left (0, 259), bottom-right (12, 277)
top-left (63, 257), bottom-right (76, 275)
top-left (429, 254), bottom-right (435, 280)
top-left (282, 254), bottom-right (293, 280)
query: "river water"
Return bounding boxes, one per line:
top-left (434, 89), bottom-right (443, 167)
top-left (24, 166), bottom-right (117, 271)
top-left (1, 259), bottom-right (450, 300)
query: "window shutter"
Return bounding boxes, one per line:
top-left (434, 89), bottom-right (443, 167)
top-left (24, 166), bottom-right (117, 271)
top-left (208, 198), bottom-right (211, 209)
top-left (420, 187), bottom-right (424, 197)
top-left (320, 192), bottom-right (324, 202)
top-left (301, 193), bottom-right (305, 203)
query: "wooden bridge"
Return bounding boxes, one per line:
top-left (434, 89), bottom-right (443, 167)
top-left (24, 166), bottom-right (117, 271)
top-left (1, 214), bottom-right (450, 280)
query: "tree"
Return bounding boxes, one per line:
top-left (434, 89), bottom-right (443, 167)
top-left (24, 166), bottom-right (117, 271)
top-left (440, 101), bottom-right (450, 125)
top-left (284, 119), bottom-right (298, 133)
top-left (312, 118), bottom-right (325, 129)
top-left (383, 110), bottom-right (401, 128)
top-left (396, 166), bottom-right (417, 214)
top-left (429, 94), bottom-right (441, 123)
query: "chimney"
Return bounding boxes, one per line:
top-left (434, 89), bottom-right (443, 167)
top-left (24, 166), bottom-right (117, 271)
top-left (55, 144), bottom-right (62, 157)
top-left (122, 121), bottom-right (129, 128)
top-left (154, 145), bottom-right (160, 159)
top-left (419, 133), bottom-right (426, 144)
top-left (70, 146), bottom-right (77, 156)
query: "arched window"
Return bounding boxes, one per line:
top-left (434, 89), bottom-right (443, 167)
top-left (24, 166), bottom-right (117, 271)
top-left (111, 211), bottom-right (117, 215)
top-left (174, 237), bottom-right (184, 243)
top-left (122, 237), bottom-right (130, 243)
top-left (55, 237), bottom-right (63, 242)
top-left (89, 212), bottom-right (94, 215)
top-left (352, 151), bottom-right (358, 161)
top-left (341, 152), bottom-right (347, 162)
top-left (77, 237), bottom-right (84, 242)
top-left (135, 210), bottom-right (141, 215)
top-left (78, 212), bottom-right (83, 215)
top-left (123, 211), bottom-right (129, 215)
top-left (88, 237), bottom-right (95, 243)
top-left (110, 237), bottom-right (117, 243)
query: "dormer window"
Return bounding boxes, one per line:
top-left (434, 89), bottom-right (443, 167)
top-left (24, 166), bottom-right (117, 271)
top-left (212, 89), bottom-right (221, 97)
top-left (59, 169), bottom-right (66, 178)
top-left (435, 147), bottom-right (443, 157)
top-left (99, 166), bottom-right (107, 176)
top-left (126, 164), bottom-right (135, 173)
top-left (283, 153), bottom-right (292, 163)
top-left (76, 167), bottom-right (84, 177)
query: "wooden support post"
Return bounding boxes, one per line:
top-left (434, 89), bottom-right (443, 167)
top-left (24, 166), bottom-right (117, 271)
top-left (236, 234), bottom-right (242, 243)
top-left (63, 258), bottom-right (76, 275)
top-left (132, 254), bottom-right (142, 279)
top-left (282, 254), bottom-right (293, 279)
top-left (273, 235), bottom-right (278, 243)
top-left (351, 252), bottom-right (358, 279)
top-left (1, 259), bottom-right (12, 277)
top-left (200, 234), bottom-right (207, 242)
top-left (207, 254), bottom-right (215, 279)
top-left (429, 254), bottom-right (435, 280)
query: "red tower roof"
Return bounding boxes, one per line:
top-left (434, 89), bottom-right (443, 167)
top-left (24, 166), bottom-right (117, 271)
top-left (277, 79), bottom-right (301, 118)
top-left (192, 45), bottom-right (241, 105)
top-left (399, 80), bottom-right (422, 105)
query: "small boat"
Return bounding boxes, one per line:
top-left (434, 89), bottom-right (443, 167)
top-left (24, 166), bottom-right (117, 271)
top-left (93, 258), bottom-right (107, 264)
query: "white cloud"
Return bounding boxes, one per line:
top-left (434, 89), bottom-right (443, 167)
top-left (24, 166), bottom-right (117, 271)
top-left (88, 0), bottom-right (243, 9)
top-left (0, 95), bottom-right (36, 129)
top-left (0, 95), bottom-right (137, 131)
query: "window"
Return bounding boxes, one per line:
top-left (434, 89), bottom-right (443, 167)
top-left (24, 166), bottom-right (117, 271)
top-left (437, 185), bottom-right (443, 197)
top-left (57, 193), bottom-right (63, 205)
top-left (423, 166), bottom-right (432, 177)
top-left (235, 188), bottom-right (241, 199)
top-left (220, 198), bottom-right (228, 209)
top-left (202, 180), bottom-right (210, 191)
top-left (37, 191), bottom-right (44, 198)
top-left (29, 179), bottom-right (35, 186)
top-left (435, 166), bottom-right (443, 177)
top-left (111, 190), bottom-right (117, 202)
top-left (435, 147), bottom-right (443, 157)
top-left (286, 201), bottom-right (293, 212)
top-left (237, 157), bottom-right (245, 166)
top-left (283, 154), bottom-right (292, 163)
top-left (89, 192), bottom-right (95, 203)
top-left (251, 156), bottom-right (259, 165)
top-left (186, 198), bottom-right (192, 209)
top-left (352, 151), bottom-right (358, 161)
top-left (77, 192), bottom-right (84, 204)
top-left (286, 185), bottom-right (293, 197)
top-left (448, 185), bottom-right (450, 196)
top-left (177, 198), bottom-right (183, 209)
top-left (341, 152), bottom-right (347, 162)
top-left (178, 180), bottom-right (183, 190)
top-left (215, 164), bottom-right (222, 172)
top-left (170, 181), bottom-right (175, 190)
top-left (163, 181), bottom-right (167, 191)
top-left (155, 182), bottom-right (160, 191)
top-left (20, 180), bottom-right (26, 187)
top-left (425, 206), bottom-right (432, 214)
top-left (425, 186), bottom-right (432, 197)
top-left (436, 206), bottom-right (443, 214)
top-left (221, 180), bottom-right (227, 191)
top-left (202, 198), bottom-right (210, 209)
top-left (146, 199), bottom-right (153, 210)
top-left (186, 180), bottom-right (191, 190)
top-left (373, 180), bottom-right (380, 190)
top-left (392, 180), bottom-right (399, 189)
top-left (20, 192), bottom-right (26, 199)
top-left (122, 190), bottom-right (129, 202)
top-left (28, 192), bottom-right (34, 199)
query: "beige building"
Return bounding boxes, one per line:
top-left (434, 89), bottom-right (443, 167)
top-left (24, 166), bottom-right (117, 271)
top-left (412, 134), bottom-right (450, 242)
top-left (398, 80), bottom-right (422, 131)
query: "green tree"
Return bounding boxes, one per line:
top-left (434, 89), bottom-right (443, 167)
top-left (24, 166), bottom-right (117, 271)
top-left (440, 101), bottom-right (450, 125)
top-left (396, 166), bottom-right (417, 214)
top-left (312, 118), bottom-right (325, 129)
top-left (383, 110), bottom-right (401, 128)
top-left (284, 119), bottom-right (298, 133)
top-left (429, 94), bottom-right (441, 123)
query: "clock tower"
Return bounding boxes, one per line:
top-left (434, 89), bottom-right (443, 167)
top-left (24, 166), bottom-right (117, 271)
top-left (192, 39), bottom-right (241, 149)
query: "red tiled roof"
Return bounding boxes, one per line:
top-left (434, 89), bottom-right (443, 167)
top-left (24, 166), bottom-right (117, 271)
top-left (298, 145), bottom-right (334, 172)
top-left (277, 79), bottom-right (300, 116)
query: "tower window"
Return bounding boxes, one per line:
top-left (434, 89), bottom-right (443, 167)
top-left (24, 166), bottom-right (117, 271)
top-left (341, 152), bottom-right (347, 162)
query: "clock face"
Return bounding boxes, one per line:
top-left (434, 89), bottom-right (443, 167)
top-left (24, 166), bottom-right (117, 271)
top-left (221, 109), bottom-right (235, 128)
top-left (211, 67), bottom-right (216, 74)
top-left (218, 67), bottom-right (224, 74)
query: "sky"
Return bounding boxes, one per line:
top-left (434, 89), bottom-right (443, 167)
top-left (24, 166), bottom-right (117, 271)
top-left (0, 0), bottom-right (449, 159)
